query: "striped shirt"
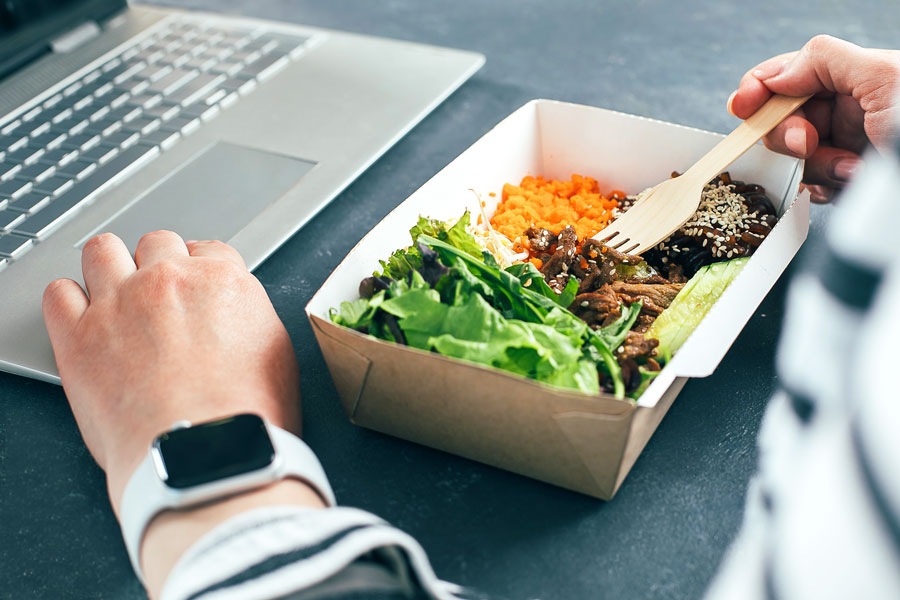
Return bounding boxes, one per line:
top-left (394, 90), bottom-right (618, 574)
top-left (707, 143), bottom-right (900, 599)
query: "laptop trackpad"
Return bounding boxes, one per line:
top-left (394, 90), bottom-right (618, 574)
top-left (83, 142), bottom-right (317, 251)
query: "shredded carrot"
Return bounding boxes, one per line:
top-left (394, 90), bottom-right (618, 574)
top-left (489, 174), bottom-right (619, 243)
top-left (529, 257), bottom-right (543, 269)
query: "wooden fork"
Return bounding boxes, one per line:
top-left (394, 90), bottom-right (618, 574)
top-left (591, 94), bottom-right (811, 255)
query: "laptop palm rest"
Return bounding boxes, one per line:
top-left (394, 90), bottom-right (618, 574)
top-left (80, 141), bottom-right (317, 252)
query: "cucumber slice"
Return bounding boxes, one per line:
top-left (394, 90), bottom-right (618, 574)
top-left (646, 258), bottom-right (748, 362)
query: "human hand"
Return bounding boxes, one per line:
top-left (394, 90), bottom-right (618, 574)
top-left (728, 35), bottom-right (900, 203)
top-left (41, 231), bottom-right (301, 511)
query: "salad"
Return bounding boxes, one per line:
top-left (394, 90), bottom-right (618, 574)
top-left (331, 172), bottom-right (775, 400)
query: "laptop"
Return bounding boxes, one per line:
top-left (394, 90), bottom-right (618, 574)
top-left (0, 1), bottom-right (484, 383)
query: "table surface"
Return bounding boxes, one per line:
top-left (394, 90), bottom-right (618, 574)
top-left (2, 1), bottom-right (895, 598)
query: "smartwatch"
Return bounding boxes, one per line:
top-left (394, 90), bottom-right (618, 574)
top-left (119, 413), bottom-right (335, 582)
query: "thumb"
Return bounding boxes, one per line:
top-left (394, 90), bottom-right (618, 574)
top-left (754, 35), bottom-right (900, 148)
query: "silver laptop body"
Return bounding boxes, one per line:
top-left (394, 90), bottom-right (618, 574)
top-left (0, 1), bottom-right (484, 383)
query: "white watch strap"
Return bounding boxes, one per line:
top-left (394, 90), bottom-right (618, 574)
top-left (119, 423), bottom-right (335, 583)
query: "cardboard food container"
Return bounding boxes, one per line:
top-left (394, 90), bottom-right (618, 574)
top-left (305, 99), bottom-right (808, 500)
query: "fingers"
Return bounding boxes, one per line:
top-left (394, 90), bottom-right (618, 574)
top-left (134, 230), bottom-right (189, 268)
top-left (185, 240), bottom-right (247, 269)
top-left (804, 184), bottom-right (835, 205)
top-left (42, 278), bottom-right (89, 343)
top-left (803, 145), bottom-right (864, 188)
top-left (830, 94), bottom-right (869, 154)
top-left (760, 110), bottom-right (819, 159)
top-left (759, 36), bottom-right (899, 102)
top-left (728, 62), bottom-right (786, 118)
top-left (81, 233), bottom-right (136, 299)
top-left (731, 36), bottom-right (900, 148)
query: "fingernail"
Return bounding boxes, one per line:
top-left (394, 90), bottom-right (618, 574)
top-left (752, 58), bottom-right (788, 80)
top-left (784, 127), bottom-right (807, 156)
top-left (726, 91), bottom-right (737, 115)
top-left (832, 157), bottom-right (862, 182)
top-left (185, 239), bottom-right (198, 244)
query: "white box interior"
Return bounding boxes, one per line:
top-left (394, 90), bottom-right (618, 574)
top-left (307, 99), bottom-right (806, 408)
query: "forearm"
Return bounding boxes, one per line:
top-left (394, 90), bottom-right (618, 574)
top-left (138, 479), bottom-right (325, 599)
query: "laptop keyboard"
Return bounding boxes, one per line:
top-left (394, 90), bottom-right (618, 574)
top-left (0, 17), bottom-right (309, 271)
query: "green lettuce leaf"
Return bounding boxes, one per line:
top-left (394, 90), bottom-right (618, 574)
top-left (505, 261), bottom-right (579, 308)
top-left (377, 212), bottom-right (483, 279)
top-left (329, 290), bottom-right (386, 330)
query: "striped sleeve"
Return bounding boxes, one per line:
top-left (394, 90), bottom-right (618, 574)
top-left (706, 144), bottom-right (900, 600)
top-left (159, 505), bottom-right (481, 600)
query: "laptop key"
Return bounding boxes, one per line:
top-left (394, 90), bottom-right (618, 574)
top-left (14, 162), bottom-right (55, 183)
top-left (92, 81), bottom-right (115, 100)
top-left (0, 233), bottom-right (33, 258)
top-left (1, 119), bottom-right (21, 136)
top-left (22, 105), bottom-right (42, 121)
top-left (167, 73), bottom-right (224, 106)
top-left (61, 132), bottom-right (101, 152)
top-left (149, 68), bottom-right (198, 95)
top-left (0, 179), bottom-right (32, 200)
top-left (136, 64), bottom-right (173, 82)
top-left (114, 77), bottom-right (150, 96)
top-left (143, 104), bottom-right (180, 122)
top-left (83, 69), bottom-right (102, 84)
top-left (157, 51), bottom-right (191, 68)
top-left (27, 121), bottom-right (52, 138)
top-left (159, 115), bottom-right (200, 136)
top-left (72, 95), bottom-right (94, 112)
top-left (7, 192), bottom-right (50, 214)
top-left (184, 55), bottom-right (216, 72)
top-left (1, 133), bottom-right (27, 153)
top-left (137, 128), bottom-right (180, 151)
top-left (102, 57), bottom-right (123, 73)
top-left (51, 116), bottom-right (89, 136)
top-left (209, 60), bottom-right (243, 77)
top-left (39, 147), bottom-right (79, 167)
top-left (50, 107), bottom-right (74, 124)
top-left (106, 105), bottom-right (142, 124)
top-left (14, 145), bottom-right (158, 240)
top-left (7, 146), bottom-right (45, 166)
top-left (84, 117), bottom-right (122, 137)
top-left (0, 210), bottom-right (26, 230)
top-left (100, 130), bottom-right (140, 149)
top-left (57, 160), bottom-right (96, 180)
top-left (0, 162), bottom-right (21, 181)
top-left (128, 93), bottom-right (163, 110)
top-left (180, 102), bottom-right (219, 122)
top-left (122, 117), bottom-right (160, 136)
top-left (80, 145), bottom-right (119, 165)
top-left (33, 175), bottom-right (74, 197)
top-left (30, 130), bottom-right (67, 151)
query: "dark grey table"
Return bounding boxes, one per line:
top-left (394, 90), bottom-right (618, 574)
top-left (2, 2), bottom-right (893, 598)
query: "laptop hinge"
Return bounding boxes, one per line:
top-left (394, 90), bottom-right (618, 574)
top-left (50, 21), bottom-right (102, 54)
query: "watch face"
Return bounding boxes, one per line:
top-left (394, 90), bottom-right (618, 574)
top-left (154, 414), bottom-right (276, 489)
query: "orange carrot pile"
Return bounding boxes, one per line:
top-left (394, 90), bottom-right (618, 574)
top-left (490, 174), bottom-right (622, 245)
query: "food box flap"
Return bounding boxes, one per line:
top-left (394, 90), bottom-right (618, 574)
top-left (309, 314), bottom-right (373, 420)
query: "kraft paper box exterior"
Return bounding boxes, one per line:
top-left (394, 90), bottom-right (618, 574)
top-left (305, 99), bottom-right (809, 500)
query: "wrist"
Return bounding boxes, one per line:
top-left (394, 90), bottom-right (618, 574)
top-left (115, 413), bottom-right (334, 591)
top-left (141, 479), bottom-right (325, 599)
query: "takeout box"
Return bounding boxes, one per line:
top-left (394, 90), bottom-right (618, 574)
top-left (305, 99), bottom-right (808, 499)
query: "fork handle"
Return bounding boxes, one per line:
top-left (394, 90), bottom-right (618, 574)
top-left (683, 94), bottom-right (812, 183)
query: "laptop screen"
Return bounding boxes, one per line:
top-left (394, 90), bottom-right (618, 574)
top-left (0, 0), bottom-right (125, 78)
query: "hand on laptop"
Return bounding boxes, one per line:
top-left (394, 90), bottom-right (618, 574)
top-left (42, 230), bottom-right (322, 594)
top-left (727, 34), bottom-right (900, 203)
